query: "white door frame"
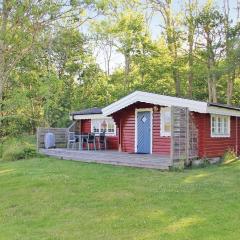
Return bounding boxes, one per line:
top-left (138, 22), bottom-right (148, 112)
top-left (135, 108), bottom-right (153, 154)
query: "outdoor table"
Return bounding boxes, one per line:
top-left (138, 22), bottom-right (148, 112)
top-left (75, 134), bottom-right (89, 150)
top-left (75, 134), bottom-right (102, 150)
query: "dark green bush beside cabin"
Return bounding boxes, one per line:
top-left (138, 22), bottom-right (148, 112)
top-left (0, 135), bottom-right (37, 162)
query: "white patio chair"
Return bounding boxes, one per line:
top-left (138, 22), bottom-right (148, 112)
top-left (67, 132), bottom-right (77, 149)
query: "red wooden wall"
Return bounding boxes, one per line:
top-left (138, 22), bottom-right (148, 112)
top-left (152, 110), bottom-right (171, 155)
top-left (194, 113), bottom-right (239, 158)
top-left (75, 106), bottom-right (240, 158)
top-left (112, 102), bottom-right (171, 155)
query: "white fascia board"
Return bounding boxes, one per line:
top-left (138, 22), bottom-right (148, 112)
top-left (102, 91), bottom-right (208, 116)
top-left (207, 106), bottom-right (240, 117)
top-left (73, 114), bottom-right (111, 120)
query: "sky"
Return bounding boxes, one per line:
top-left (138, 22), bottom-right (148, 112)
top-left (94, 0), bottom-right (240, 72)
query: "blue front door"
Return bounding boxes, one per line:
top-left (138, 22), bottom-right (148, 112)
top-left (137, 111), bottom-right (151, 154)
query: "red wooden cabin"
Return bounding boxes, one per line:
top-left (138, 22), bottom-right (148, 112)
top-left (71, 91), bottom-right (240, 160)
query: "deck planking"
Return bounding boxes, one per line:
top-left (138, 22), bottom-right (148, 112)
top-left (40, 148), bottom-right (171, 170)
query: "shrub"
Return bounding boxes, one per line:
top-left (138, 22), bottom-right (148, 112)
top-left (1, 135), bottom-right (37, 162)
top-left (169, 159), bottom-right (185, 172)
top-left (222, 149), bottom-right (238, 164)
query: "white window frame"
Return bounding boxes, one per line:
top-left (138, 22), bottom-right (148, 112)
top-left (160, 107), bottom-right (171, 137)
top-left (211, 114), bottom-right (230, 138)
top-left (91, 118), bottom-right (116, 136)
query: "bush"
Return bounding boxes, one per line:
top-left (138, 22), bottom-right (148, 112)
top-left (1, 135), bottom-right (37, 162)
top-left (222, 149), bottom-right (238, 164)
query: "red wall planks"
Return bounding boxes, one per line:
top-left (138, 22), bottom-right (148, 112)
top-left (112, 102), bottom-right (171, 155)
top-left (78, 106), bottom-right (240, 157)
top-left (79, 119), bottom-right (119, 150)
top-left (152, 111), bottom-right (171, 155)
top-left (195, 113), bottom-right (239, 158)
top-left (80, 119), bottom-right (91, 133)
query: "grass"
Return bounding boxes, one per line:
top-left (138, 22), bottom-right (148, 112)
top-left (1, 157), bottom-right (240, 240)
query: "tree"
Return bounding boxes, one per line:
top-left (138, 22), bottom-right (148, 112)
top-left (149, 0), bottom-right (182, 96)
top-left (0, 0), bottom-right (104, 136)
top-left (195, 4), bottom-right (225, 103)
top-left (184, 0), bottom-right (198, 98)
top-left (222, 0), bottom-right (240, 104)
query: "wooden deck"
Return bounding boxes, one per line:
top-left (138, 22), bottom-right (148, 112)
top-left (40, 148), bottom-right (171, 170)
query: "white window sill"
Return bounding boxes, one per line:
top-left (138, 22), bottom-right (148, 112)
top-left (211, 134), bottom-right (230, 138)
top-left (94, 133), bottom-right (116, 137)
top-left (160, 132), bottom-right (171, 137)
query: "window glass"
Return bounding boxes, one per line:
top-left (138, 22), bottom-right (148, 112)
top-left (91, 119), bottom-right (116, 135)
top-left (108, 121), bottom-right (115, 133)
top-left (100, 120), bottom-right (107, 133)
top-left (92, 120), bottom-right (100, 133)
top-left (161, 108), bottom-right (171, 136)
top-left (224, 117), bottom-right (228, 134)
top-left (211, 115), bottom-right (230, 137)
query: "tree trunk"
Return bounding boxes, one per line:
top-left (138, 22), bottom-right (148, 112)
top-left (124, 52), bottom-right (130, 93)
top-left (188, 23), bottom-right (194, 98)
top-left (173, 68), bottom-right (180, 97)
top-left (206, 30), bottom-right (217, 103)
top-left (153, 0), bottom-right (181, 96)
top-left (223, 0), bottom-right (234, 105)
top-left (211, 74), bottom-right (217, 103)
top-left (227, 71), bottom-right (235, 104)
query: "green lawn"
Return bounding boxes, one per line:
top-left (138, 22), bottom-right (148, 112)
top-left (1, 158), bottom-right (240, 240)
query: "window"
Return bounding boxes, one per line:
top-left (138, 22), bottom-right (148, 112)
top-left (91, 118), bottom-right (116, 136)
top-left (161, 107), bottom-right (171, 137)
top-left (92, 120), bottom-right (100, 133)
top-left (211, 115), bottom-right (230, 137)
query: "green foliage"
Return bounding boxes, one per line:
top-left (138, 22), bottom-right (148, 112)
top-left (2, 0), bottom-right (240, 138)
top-left (169, 158), bottom-right (185, 172)
top-left (1, 135), bottom-right (37, 162)
top-left (222, 149), bottom-right (239, 164)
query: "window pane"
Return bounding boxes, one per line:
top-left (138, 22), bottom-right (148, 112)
top-left (212, 116), bottom-right (216, 134)
top-left (108, 121), bottom-right (115, 133)
top-left (218, 117), bottom-right (221, 133)
top-left (161, 108), bottom-right (171, 136)
top-left (100, 120), bottom-right (107, 132)
top-left (92, 119), bottom-right (116, 135)
top-left (211, 115), bottom-right (230, 136)
top-left (224, 117), bottom-right (228, 134)
top-left (92, 120), bottom-right (100, 133)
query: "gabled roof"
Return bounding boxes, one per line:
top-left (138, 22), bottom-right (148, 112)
top-left (208, 102), bottom-right (240, 111)
top-left (70, 107), bottom-right (111, 120)
top-left (70, 107), bottom-right (102, 116)
top-left (102, 91), bottom-right (240, 117)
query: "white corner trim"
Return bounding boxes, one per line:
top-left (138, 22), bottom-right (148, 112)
top-left (210, 114), bottom-right (231, 138)
top-left (160, 107), bottom-right (171, 137)
top-left (135, 108), bottom-right (153, 154)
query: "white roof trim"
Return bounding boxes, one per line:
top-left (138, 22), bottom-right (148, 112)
top-left (72, 114), bottom-right (112, 120)
top-left (102, 91), bottom-right (240, 117)
top-left (102, 91), bottom-right (207, 115)
top-left (207, 106), bottom-right (240, 117)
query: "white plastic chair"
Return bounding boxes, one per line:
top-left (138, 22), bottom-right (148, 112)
top-left (67, 132), bottom-right (77, 149)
